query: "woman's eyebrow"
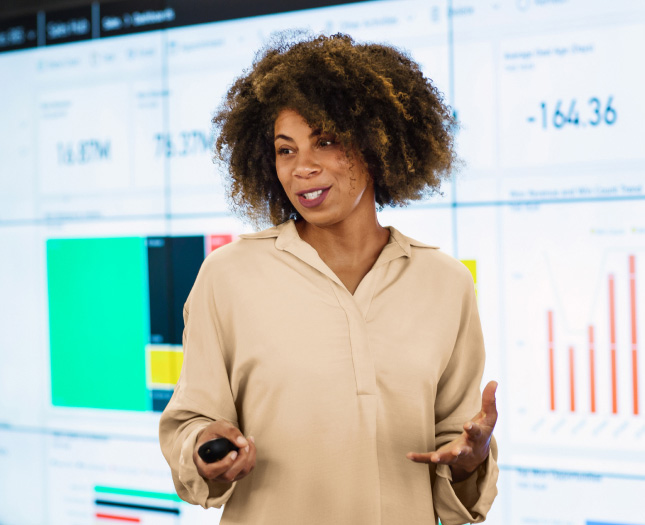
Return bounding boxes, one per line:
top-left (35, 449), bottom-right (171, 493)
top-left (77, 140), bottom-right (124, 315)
top-left (274, 130), bottom-right (322, 142)
top-left (274, 134), bottom-right (293, 142)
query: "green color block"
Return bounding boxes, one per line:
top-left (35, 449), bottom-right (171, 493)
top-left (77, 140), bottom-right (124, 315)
top-left (47, 237), bottom-right (149, 411)
top-left (94, 485), bottom-right (182, 502)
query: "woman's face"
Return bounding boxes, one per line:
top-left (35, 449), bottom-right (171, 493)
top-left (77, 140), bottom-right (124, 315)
top-left (274, 109), bottom-right (375, 228)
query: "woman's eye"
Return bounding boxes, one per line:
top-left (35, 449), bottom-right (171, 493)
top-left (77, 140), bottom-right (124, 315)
top-left (318, 138), bottom-right (336, 148)
top-left (276, 147), bottom-right (293, 156)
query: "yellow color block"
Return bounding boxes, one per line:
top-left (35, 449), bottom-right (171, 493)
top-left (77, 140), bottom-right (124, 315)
top-left (460, 259), bottom-right (477, 298)
top-left (460, 259), bottom-right (477, 284)
top-left (150, 349), bottom-right (184, 385)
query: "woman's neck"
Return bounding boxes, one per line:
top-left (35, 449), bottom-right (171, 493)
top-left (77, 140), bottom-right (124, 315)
top-left (294, 215), bottom-right (390, 267)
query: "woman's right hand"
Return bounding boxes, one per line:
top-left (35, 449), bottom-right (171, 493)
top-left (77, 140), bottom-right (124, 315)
top-left (193, 420), bottom-right (256, 483)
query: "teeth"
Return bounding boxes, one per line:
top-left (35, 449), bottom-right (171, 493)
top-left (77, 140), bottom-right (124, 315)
top-left (303, 189), bottom-right (324, 200)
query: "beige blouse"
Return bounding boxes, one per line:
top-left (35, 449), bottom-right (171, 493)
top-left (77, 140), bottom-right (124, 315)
top-left (159, 219), bottom-right (498, 525)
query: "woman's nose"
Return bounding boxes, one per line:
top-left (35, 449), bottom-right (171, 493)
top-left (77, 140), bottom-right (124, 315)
top-left (292, 149), bottom-right (320, 178)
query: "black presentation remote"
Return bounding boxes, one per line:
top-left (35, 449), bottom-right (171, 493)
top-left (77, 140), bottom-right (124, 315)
top-left (197, 438), bottom-right (240, 463)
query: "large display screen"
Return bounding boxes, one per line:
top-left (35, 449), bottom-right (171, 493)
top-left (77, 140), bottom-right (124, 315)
top-left (1, 0), bottom-right (644, 523)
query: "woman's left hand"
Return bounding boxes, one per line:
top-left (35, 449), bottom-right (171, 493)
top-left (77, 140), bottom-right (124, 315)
top-left (406, 381), bottom-right (498, 483)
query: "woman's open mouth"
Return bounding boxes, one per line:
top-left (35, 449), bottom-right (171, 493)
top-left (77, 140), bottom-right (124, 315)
top-left (297, 187), bottom-right (330, 208)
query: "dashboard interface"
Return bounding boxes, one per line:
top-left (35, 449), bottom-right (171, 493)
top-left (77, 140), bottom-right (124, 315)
top-left (1, 1), bottom-right (644, 523)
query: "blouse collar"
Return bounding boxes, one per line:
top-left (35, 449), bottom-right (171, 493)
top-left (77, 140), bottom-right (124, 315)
top-left (239, 219), bottom-right (437, 256)
top-left (239, 219), bottom-right (437, 293)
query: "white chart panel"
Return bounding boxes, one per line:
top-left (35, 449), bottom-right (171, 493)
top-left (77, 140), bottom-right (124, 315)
top-left (499, 25), bottom-right (645, 168)
top-left (502, 198), bottom-right (645, 471)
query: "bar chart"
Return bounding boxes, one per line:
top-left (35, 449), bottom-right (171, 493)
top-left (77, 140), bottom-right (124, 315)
top-left (502, 199), bottom-right (645, 459)
top-left (94, 486), bottom-right (181, 524)
top-left (546, 255), bottom-right (640, 417)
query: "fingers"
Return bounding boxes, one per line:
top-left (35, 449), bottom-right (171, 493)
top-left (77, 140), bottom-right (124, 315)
top-left (410, 422), bottom-right (484, 463)
top-left (433, 444), bottom-right (473, 464)
top-left (195, 420), bottom-right (247, 449)
top-left (407, 437), bottom-right (473, 465)
top-left (480, 381), bottom-right (498, 425)
top-left (406, 382), bottom-right (499, 469)
top-left (407, 445), bottom-right (473, 464)
top-left (215, 436), bottom-right (256, 482)
top-left (197, 447), bottom-right (240, 480)
top-left (197, 435), bottom-right (256, 482)
top-left (240, 436), bottom-right (257, 479)
top-left (405, 451), bottom-right (432, 463)
top-left (209, 421), bottom-right (249, 450)
top-left (194, 420), bottom-right (256, 482)
top-left (464, 421), bottom-right (482, 440)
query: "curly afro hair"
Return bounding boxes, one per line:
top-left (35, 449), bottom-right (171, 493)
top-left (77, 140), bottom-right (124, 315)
top-left (212, 32), bottom-right (457, 229)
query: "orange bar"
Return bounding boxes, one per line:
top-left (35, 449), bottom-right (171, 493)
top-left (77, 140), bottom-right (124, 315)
top-left (96, 514), bottom-right (140, 523)
top-left (569, 346), bottom-right (576, 412)
top-left (609, 275), bottom-right (618, 414)
top-left (548, 311), bottom-right (555, 411)
top-left (630, 255), bottom-right (639, 415)
top-left (589, 326), bottom-right (596, 413)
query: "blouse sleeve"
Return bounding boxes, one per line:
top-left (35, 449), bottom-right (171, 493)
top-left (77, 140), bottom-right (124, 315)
top-left (158, 258), bottom-right (239, 509)
top-left (431, 266), bottom-right (499, 525)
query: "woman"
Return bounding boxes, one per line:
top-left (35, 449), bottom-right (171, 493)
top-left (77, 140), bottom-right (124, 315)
top-left (159, 33), bottom-right (498, 524)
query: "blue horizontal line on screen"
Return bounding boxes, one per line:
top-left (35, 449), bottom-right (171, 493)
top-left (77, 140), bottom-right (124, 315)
top-left (1, 194), bottom-right (644, 228)
top-left (0, 422), bottom-right (158, 443)
top-left (498, 464), bottom-right (645, 482)
top-left (586, 522), bottom-right (645, 525)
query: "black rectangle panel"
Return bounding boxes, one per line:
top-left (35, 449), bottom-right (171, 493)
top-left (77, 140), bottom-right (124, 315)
top-left (0, 14), bottom-right (38, 52)
top-left (0, 0), bottom-right (366, 53)
top-left (147, 236), bottom-right (205, 346)
top-left (44, 6), bottom-right (93, 46)
top-left (147, 237), bottom-right (172, 345)
top-left (170, 236), bottom-right (205, 346)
